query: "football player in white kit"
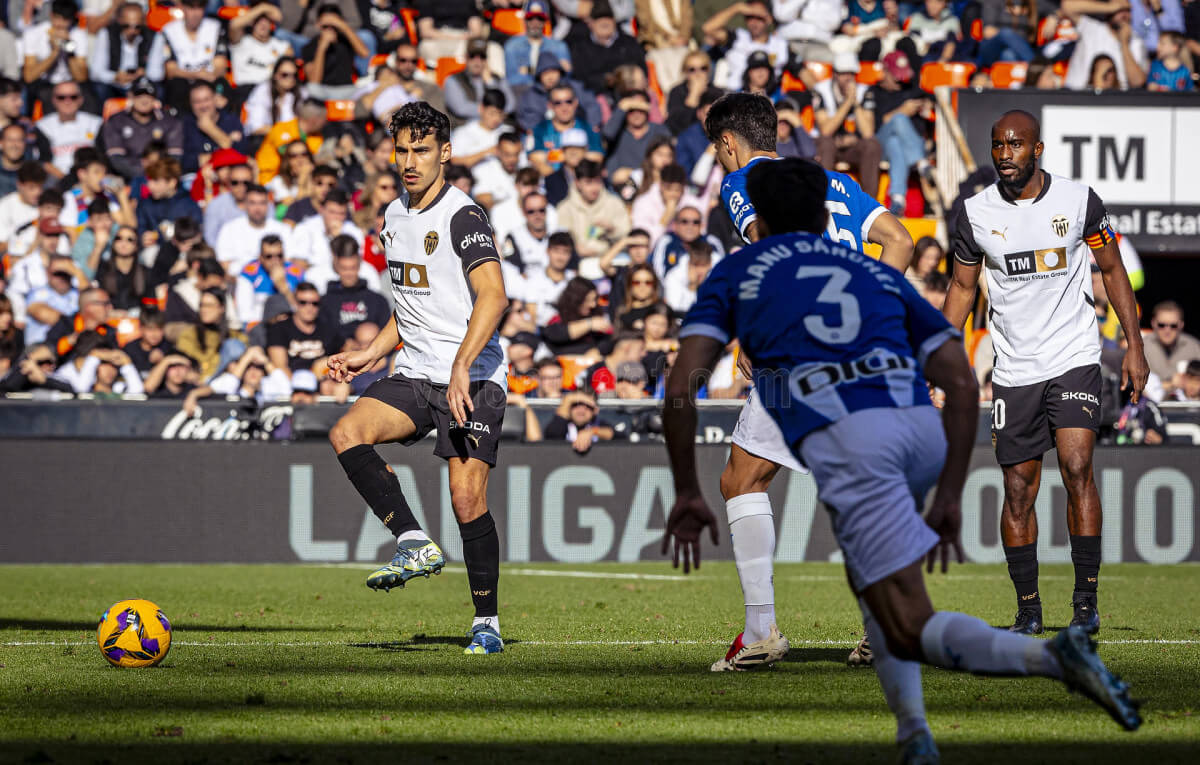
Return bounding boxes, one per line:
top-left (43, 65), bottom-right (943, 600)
top-left (942, 111), bottom-right (1149, 636)
top-left (327, 103), bottom-right (510, 655)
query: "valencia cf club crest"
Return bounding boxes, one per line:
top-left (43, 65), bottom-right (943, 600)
top-left (1051, 215), bottom-right (1069, 238)
top-left (424, 231), bottom-right (439, 255)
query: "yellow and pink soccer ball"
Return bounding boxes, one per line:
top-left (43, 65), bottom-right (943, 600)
top-left (96, 599), bottom-right (172, 668)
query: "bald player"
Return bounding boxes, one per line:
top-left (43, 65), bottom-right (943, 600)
top-left (941, 110), bottom-right (1148, 635)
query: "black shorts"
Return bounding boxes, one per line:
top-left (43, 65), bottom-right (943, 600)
top-left (990, 364), bottom-right (1101, 465)
top-left (360, 373), bottom-right (507, 466)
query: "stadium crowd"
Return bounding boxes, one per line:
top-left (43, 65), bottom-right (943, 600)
top-left (0, 0), bottom-right (1198, 440)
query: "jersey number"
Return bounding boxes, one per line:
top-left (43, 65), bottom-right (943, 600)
top-left (795, 266), bottom-right (861, 345)
top-left (992, 398), bottom-right (1006, 431)
top-left (824, 200), bottom-right (858, 250)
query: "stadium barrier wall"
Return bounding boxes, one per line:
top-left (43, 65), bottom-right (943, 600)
top-left (957, 90), bottom-right (1200, 253)
top-left (2, 441), bottom-right (1197, 565)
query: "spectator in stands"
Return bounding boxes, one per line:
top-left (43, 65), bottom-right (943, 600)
top-left (0, 125), bottom-right (28, 198)
top-left (506, 0), bottom-right (572, 92)
top-left (598, 228), bottom-right (652, 310)
top-left (82, 346), bottom-right (145, 395)
top-left (352, 173), bottom-right (399, 234)
top-left (414, 0), bottom-right (485, 65)
top-left (215, 184), bottom-right (292, 275)
top-left (904, 0), bottom-right (962, 62)
top-left (22, 0), bottom-right (90, 112)
top-left (871, 50), bottom-right (932, 216)
top-left (523, 231), bottom-right (577, 326)
top-left (528, 85), bottom-right (605, 176)
top-left (101, 77), bottom-right (184, 181)
top-left (613, 359), bottom-right (650, 399)
top-left (385, 43), bottom-right (447, 115)
top-left (0, 295), bottom-right (22, 375)
top-left (505, 331), bottom-right (541, 394)
top-left (557, 159), bottom-right (632, 275)
top-left (162, 252), bottom-right (227, 335)
top-left (584, 330), bottom-right (646, 395)
top-left (978, 0), bottom-right (1038, 67)
top-left (36, 80), bottom-right (102, 180)
top-left (1175, 359), bottom-right (1200, 401)
top-left (772, 0), bottom-right (844, 59)
top-left (1088, 53), bottom-right (1121, 89)
top-left (1063, 0), bottom-right (1150, 89)
top-left (1148, 30), bottom-right (1195, 90)
top-left (256, 98), bottom-right (328, 185)
top-left (632, 162), bottom-right (704, 245)
top-left (639, 301), bottom-right (676, 384)
top-left (774, 96), bottom-right (817, 159)
top-left (90, 2), bottom-right (165, 103)
top-left (921, 269), bottom-right (949, 307)
top-left (662, 238), bottom-right (715, 314)
top-left (544, 389), bottom-right (616, 453)
top-left (45, 286), bottom-right (113, 361)
top-left (1145, 300), bottom-right (1200, 397)
top-left (1130, 0), bottom-right (1187, 55)
top-left (145, 216), bottom-right (202, 290)
top-left (517, 51), bottom-right (601, 134)
top-left (739, 50), bottom-right (782, 99)
top-left (289, 190), bottom-right (368, 278)
top-left (471, 132), bottom-right (523, 211)
top-left (315, 236), bottom-right (389, 340)
top-left (144, 352), bottom-right (199, 398)
top-left (613, 263), bottom-right (666, 331)
top-left (161, 0), bottom-right (229, 111)
top-left (6, 199), bottom-right (76, 326)
top-left (355, 63), bottom-right (418, 127)
top-left (675, 89), bottom-right (722, 175)
top-left (542, 275), bottom-right (613, 357)
top-left (122, 306), bottom-right (174, 375)
top-left (599, 64), bottom-right (666, 126)
top-left (269, 146), bottom-right (319, 217)
top-left (538, 130), bottom-right (584, 207)
top-left (568, 0), bottom-right (646, 98)
top-left (204, 160), bottom-right (255, 247)
top-left (180, 82), bottom-right (248, 177)
top-left (94, 225), bottom-right (152, 313)
top-left (65, 151), bottom-right (134, 234)
top-left (302, 3), bottom-right (370, 101)
top-left (23, 257), bottom-right (79, 345)
top-left (234, 234), bottom-right (302, 328)
top-left (814, 52), bottom-right (882, 204)
top-left (650, 204), bottom-right (724, 278)
top-left (532, 357), bottom-right (566, 398)
top-left (184, 344), bottom-right (292, 415)
top-left (136, 157), bottom-right (202, 246)
top-left (906, 235), bottom-right (944, 290)
top-left (244, 58), bottom-right (305, 137)
top-left (445, 38), bottom-right (516, 124)
top-left (228, 3), bottom-right (294, 94)
top-left (0, 344), bottom-right (75, 393)
top-left (449, 89), bottom-right (510, 170)
top-left (267, 281), bottom-right (340, 377)
top-left (666, 51), bottom-right (723, 137)
top-left (603, 90), bottom-right (673, 190)
top-left (175, 286), bottom-right (249, 381)
top-left (635, 0), bottom-right (694, 91)
top-left (444, 163), bottom-right (475, 197)
top-left (502, 191), bottom-right (553, 273)
top-left (705, 1), bottom-right (789, 92)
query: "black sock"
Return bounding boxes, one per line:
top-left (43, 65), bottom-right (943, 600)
top-left (336, 444), bottom-right (421, 536)
top-left (459, 511), bottom-right (499, 619)
top-left (1070, 535), bottom-right (1101, 596)
top-left (1003, 542), bottom-right (1041, 608)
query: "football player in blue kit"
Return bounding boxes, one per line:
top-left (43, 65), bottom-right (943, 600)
top-left (663, 157), bottom-right (1141, 763)
top-left (662, 92), bottom-right (913, 670)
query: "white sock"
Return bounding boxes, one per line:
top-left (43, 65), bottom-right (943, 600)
top-left (726, 492), bottom-right (776, 643)
top-left (472, 615), bottom-right (500, 634)
top-left (919, 611), bottom-right (1063, 679)
top-left (861, 600), bottom-right (929, 743)
top-left (397, 529), bottom-right (429, 544)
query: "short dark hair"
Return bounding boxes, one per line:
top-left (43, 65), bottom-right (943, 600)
top-left (316, 2), bottom-right (342, 16)
top-left (197, 258), bottom-right (225, 278)
top-left (141, 140), bottom-right (167, 159)
top-left (189, 80), bottom-right (215, 97)
top-left (660, 164), bottom-right (687, 186)
top-left (312, 164), bottom-right (339, 181)
top-left (50, 0), bottom-right (78, 20)
top-left (590, 0), bottom-right (614, 20)
top-left (1152, 300), bottom-right (1184, 321)
top-left (37, 189), bottom-right (64, 209)
top-left (260, 234), bottom-right (284, 250)
top-left (140, 305), bottom-right (165, 328)
top-left (245, 183), bottom-right (269, 197)
top-left (548, 231), bottom-right (574, 250)
top-left (17, 161), bottom-right (47, 186)
top-left (628, 227), bottom-right (650, 240)
top-left (295, 281), bottom-right (319, 296)
top-left (481, 88), bottom-right (507, 112)
top-left (498, 131), bottom-right (522, 147)
top-left (389, 101), bottom-right (452, 146)
top-left (705, 93), bottom-right (777, 152)
top-left (86, 198), bottom-right (110, 217)
top-left (444, 163), bottom-right (473, 185)
top-left (515, 167), bottom-right (541, 186)
top-left (331, 234), bottom-right (359, 259)
top-left (575, 159), bottom-right (603, 180)
top-left (745, 157), bottom-right (828, 236)
top-left (924, 270), bottom-right (950, 293)
top-left (685, 238), bottom-right (713, 266)
top-left (173, 216), bottom-right (200, 242)
top-left (323, 188), bottom-right (349, 206)
top-left (0, 77), bottom-right (20, 96)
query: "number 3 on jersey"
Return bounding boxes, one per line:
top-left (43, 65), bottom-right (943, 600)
top-left (795, 266), bottom-right (861, 344)
top-left (824, 200), bottom-right (857, 250)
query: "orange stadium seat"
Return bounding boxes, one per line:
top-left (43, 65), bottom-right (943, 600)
top-left (857, 61), bottom-right (883, 85)
top-left (491, 8), bottom-right (551, 37)
top-left (436, 57), bottom-right (466, 87)
top-left (102, 98), bottom-right (128, 120)
top-left (805, 61), bottom-right (833, 81)
top-left (970, 18), bottom-right (983, 41)
top-left (147, 5), bottom-right (181, 31)
top-left (990, 62), bottom-right (1028, 89)
top-left (781, 70), bottom-right (806, 92)
top-left (217, 6), bottom-right (247, 20)
top-left (919, 62), bottom-right (976, 92)
top-left (399, 8), bottom-right (419, 45)
top-left (326, 100), bottom-right (355, 121)
top-left (645, 59), bottom-right (664, 107)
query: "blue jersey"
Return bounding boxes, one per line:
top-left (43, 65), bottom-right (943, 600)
top-left (720, 157), bottom-right (885, 252)
top-left (680, 232), bottom-right (957, 446)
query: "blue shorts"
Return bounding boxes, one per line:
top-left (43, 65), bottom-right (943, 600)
top-left (799, 406), bottom-right (946, 591)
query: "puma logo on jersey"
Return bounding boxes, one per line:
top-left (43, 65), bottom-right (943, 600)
top-left (466, 434), bottom-right (481, 448)
top-left (991, 227), bottom-right (1008, 241)
top-left (1082, 405), bottom-right (1094, 418)
top-left (379, 230), bottom-right (396, 247)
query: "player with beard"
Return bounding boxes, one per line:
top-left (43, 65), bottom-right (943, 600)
top-left (941, 110), bottom-right (1148, 635)
top-left (327, 102), bottom-right (510, 655)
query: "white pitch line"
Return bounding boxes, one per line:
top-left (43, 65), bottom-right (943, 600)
top-left (305, 564), bottom-right (706, 582)
top-left (3, 638), bottom-right (1199, 648)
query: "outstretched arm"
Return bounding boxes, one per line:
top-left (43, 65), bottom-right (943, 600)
top-left (868, 210), bottom-right (915, 272)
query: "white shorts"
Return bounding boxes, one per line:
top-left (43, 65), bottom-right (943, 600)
top-left (731, 388), bottom-right (808, 473)
top-left (799, 406), bottom-right (946, 592)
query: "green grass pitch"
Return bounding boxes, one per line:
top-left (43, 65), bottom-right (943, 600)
top-left (1, 562), bottom-right (1198, 764)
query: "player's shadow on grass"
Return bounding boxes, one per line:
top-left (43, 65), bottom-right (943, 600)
top-left (779, 647), bottom-right (852, 664)
top-left (0, 618), bottom-right (340, 633)
top-left (350, 635), bottom-right (524, 651)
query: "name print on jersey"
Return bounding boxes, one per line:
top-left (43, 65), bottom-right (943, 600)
top-left (1002, 247), bottom-right (1068, 278)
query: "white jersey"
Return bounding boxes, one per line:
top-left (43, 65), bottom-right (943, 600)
top-left (230, 35), bottom-right (291, 86)
top-left (162, 18), bottom-right (224, 72)
top-left (380, 184), bottom-right (506, 387)
top-left (952, 172), bottom-right (1111, 387)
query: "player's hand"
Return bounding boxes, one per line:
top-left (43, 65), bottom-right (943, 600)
top-left (923, 490), bottom-right (965, 574)
top-left (927, 382), bottom-right (946, 408)
top-left (1122, 347), bottom-right (1150, 404)
top-left (661, 491), bottom-right (719, 574)
top-left (447, 362), bottom-right (474, 427)
top-left (326, 349), bottom-right (376, 383)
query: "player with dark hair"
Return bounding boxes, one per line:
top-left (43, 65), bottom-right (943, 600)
top-left (665, 92), bottom-right (912, 671)
top-left (664, 156), bottom-right (1141, 763)
top-left (327, 101), bottom-right (510, 655)
top-left (941, 109), bottom-right (1149, 636)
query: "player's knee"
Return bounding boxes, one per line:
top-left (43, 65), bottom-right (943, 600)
top-left (449, 482), bottom-right (486, 519)
top-left (329, 418), bottom-right (363, 453)
top-left (1059, 454), bottom-right (1094, 489)
top-left (882, 614), bottom-right (928, 662)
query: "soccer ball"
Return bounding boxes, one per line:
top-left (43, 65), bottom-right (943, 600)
top-left (96, 599), bottom-right (172, 668)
